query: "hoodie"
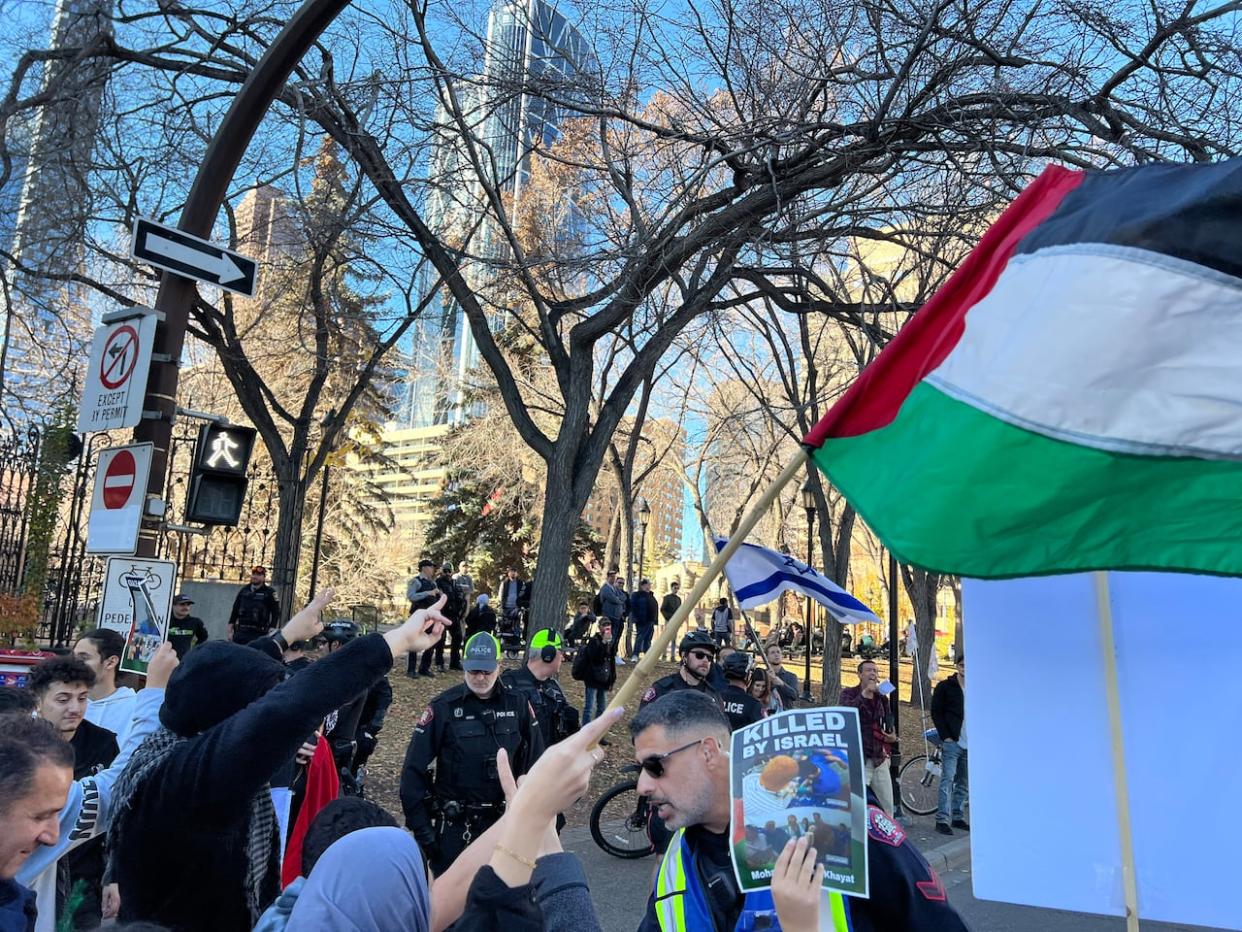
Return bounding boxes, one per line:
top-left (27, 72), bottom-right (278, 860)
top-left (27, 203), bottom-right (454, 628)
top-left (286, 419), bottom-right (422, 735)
top-left (83, 687), bottom-right (138, 746)
top-left (113, 636), bottom-right (392, 932)
top-left (286, 828), bottom-right (428, 932)
top-left (17, 688), bottom-right (164, 932)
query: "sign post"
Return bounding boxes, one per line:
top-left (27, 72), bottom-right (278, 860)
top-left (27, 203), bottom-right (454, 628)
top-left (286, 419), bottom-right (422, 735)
top-left (78, 315), bottom-right (158, 433)
top-left (86, 444), bottom-right (153, 555)
top-left (97, 557), bottom-right (177, 675)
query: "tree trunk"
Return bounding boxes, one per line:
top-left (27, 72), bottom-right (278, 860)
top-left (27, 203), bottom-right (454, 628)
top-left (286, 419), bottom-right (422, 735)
top-left (900, 565), bottom-right (941, 712)
top-left (528, 454), bottom-right (584, 634)
top-left (272, 471), bottom-right (307, 623)
top-left (950, 577), bottom-right (963, 659)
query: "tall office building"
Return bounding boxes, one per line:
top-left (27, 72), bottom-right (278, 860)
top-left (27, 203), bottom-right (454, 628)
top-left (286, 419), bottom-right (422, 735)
top-left (400, 0), bottom-right (593, 428)
top-left (0, 0), bottom-right (114, 415)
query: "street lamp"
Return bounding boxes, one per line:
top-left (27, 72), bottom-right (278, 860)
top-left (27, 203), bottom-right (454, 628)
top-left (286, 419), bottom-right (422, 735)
top-left (800, 482), bottom-right (816, 702)
top-left (308, 409), bottom-right (336, 599)
top-left (638, 499), bottom-right (651, 582)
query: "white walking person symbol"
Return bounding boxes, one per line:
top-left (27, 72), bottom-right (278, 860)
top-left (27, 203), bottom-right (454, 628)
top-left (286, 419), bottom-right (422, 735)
top-left (206, 431), bottom-right (241, 468)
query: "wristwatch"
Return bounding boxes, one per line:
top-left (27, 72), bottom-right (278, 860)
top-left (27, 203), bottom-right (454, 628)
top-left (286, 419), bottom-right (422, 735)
top-left (272, 631), bottom-right (290, 652)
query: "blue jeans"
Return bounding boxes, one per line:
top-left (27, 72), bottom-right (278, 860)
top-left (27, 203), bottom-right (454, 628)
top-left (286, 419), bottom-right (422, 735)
top-left (583, 687), bottom-right (608, 723)
top-left (937, 740), bottom-right (969, 824)
top-left (633, 623), bottom-right (654, 657)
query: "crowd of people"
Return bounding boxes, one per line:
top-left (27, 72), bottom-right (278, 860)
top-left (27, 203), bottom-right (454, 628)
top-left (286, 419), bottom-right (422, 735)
top-left (1, 560), bottom-right (973, 932)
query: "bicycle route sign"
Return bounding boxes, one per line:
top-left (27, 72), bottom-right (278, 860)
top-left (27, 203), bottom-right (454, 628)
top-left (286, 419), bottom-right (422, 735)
top-left (78, 313), bottom-right (158, 432)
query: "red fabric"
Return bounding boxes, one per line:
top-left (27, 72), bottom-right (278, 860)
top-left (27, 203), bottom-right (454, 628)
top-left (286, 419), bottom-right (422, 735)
top-left (802, 165), bottom-right (1084, 444)
top-left (281, 739), bottom-right (340, 887)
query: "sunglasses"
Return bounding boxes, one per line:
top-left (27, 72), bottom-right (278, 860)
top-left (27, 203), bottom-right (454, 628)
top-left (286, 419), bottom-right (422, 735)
top-left (465, 668), bottom-right (495, 677)
top-left (687, 650), bottom-right (714, 662)
top-left (638, 738), bottom-right (703, 778)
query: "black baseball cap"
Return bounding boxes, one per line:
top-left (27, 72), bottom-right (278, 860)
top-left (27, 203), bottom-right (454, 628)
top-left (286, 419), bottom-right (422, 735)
top-left (173, 593), bottom-right (194, 605)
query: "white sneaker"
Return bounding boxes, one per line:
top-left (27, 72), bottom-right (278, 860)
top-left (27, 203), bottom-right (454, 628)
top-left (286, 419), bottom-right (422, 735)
top-left (616, 656), bottom-right (627, 665)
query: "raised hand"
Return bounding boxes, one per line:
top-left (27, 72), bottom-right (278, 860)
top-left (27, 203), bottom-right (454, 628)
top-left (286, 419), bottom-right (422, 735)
top-left (383, 592), bottom-right (451, 657)
top-left (281, 587), bottom-right (335, 645)
top-left (144, 641), bottom-right (179, 689)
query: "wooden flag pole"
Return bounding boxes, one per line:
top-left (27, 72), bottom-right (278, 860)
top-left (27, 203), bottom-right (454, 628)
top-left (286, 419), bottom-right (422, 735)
top-left (1093, 571), bottom-right (1141, 931)
top-left (602, 448), bottom-right (811, 716)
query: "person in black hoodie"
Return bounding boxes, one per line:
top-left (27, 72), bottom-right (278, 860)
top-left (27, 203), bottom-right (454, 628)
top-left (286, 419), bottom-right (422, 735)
top-left (110, 588), bottom-right (452, 932)
top-left (930, 654), bottom-right (968, 835)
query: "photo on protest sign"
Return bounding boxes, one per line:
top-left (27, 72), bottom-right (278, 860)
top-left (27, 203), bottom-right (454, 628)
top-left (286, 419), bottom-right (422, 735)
top-left (729, 708), bottom-right (868, 898)
top-left (98, 558), bottom-right (175, 675)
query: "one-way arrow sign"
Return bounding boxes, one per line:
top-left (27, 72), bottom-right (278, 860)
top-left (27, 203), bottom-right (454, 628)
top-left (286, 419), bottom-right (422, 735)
top-left (131, 218), bottom-right (258, 297)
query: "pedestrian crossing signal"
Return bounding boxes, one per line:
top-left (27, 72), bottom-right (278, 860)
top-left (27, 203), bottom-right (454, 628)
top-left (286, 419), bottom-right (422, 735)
top-left (185, 423), bottom-right (256, 526)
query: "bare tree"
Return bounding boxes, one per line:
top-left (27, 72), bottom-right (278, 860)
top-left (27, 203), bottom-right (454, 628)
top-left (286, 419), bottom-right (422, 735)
top-left (3, 0), bottom-right (1241, 627)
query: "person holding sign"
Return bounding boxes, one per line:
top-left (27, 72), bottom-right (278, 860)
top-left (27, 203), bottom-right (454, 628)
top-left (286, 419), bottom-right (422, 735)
top-left (630, 691), bottom-right (970, 932)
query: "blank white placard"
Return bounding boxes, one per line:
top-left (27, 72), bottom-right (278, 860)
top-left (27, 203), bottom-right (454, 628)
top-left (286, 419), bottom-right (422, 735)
top-left (965, 572), bottom-right (1242, 929)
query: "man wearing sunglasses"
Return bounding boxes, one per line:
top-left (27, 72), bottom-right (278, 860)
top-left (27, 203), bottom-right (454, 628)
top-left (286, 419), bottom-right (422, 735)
top-left (632, 691), bottom-right (971, 932)
top-left (639, 630), bottom-right (721, 707)
top-left (400, 632), bottom-right (544, 874)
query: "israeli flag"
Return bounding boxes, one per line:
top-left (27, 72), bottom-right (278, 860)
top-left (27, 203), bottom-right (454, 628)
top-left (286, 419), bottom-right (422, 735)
top-left (714, 537), bottom-right (881, 625)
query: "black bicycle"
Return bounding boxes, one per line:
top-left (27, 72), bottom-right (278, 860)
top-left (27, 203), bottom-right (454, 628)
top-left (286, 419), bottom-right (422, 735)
top-left (589, 767), bottom-right (658, 859)
top-left (897, 728), bottom-right (943, 816)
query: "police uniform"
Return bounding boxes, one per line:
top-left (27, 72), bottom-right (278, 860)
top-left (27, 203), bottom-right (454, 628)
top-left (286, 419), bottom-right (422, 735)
top-left (640, 671), bottom-right (719, 706)
top-left (638, 801), bottom-right (971, 931)
top-left (500, 665), bottom-right (579, 747)
top-left (718, 682), bottom-right (764, 731)
top-left (399, 675), bottom-right (544, 873)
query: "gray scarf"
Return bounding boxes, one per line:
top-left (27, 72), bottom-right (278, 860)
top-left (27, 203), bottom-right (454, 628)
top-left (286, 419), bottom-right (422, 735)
top-left (110, 725), bottom-right (278, 922)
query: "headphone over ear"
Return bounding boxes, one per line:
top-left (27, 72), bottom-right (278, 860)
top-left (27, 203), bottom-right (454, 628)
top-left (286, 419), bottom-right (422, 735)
top-left (531, 629), bottom-right (562, 663)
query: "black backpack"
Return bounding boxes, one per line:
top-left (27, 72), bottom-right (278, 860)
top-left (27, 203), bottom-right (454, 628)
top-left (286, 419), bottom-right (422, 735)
top-left (571, 644), bottom-right (591, 681)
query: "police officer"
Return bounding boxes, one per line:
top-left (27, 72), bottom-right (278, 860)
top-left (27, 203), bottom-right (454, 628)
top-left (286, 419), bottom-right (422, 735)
top-left (400, 631), bottom-right (545, 873)
top-left (501, 629), bottom-right (580, 748)
top-left (718, 651), bottom-right (764, 730)
top-left (633, 691), bottom-right (971, 931)
top-left (227, 566), bottom-right (280, 644)
top-left (640, 629), bottom-right (721, 706)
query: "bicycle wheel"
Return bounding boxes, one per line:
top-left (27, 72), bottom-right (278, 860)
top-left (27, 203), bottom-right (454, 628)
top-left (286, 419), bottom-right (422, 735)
top-left (590, 780), bottom-right (656, 859)
top-left (898, 753), bottom-right (941, 816)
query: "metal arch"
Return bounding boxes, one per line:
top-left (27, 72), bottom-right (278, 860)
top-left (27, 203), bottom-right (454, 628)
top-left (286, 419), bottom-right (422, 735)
top-left (132, 0), bottom-right (354, 556)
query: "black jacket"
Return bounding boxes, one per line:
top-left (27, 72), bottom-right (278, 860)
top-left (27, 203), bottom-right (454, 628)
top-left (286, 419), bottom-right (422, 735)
top-left (719, 684), bottom-right (764, 731)
top-left (581, 633), bottom-right (618, 690)
top-left (501, 667), bottom-right (579, 747)
top-left (931, 674), bottom-right (965, 742)
top-left (630, 591), bottom-right (658, 628)
top-left (659, 593), bottom-right (682, 621)
top-left (640, 671), bottom-right (719, 706)
top-left (228, 584), bottom-right (279, 631)
top-left (169, 613), bottom-right (209, 645)
top-left (399, 680), bottom-right (544, 841)
top-left (464, 605), bottom-right (498, 636)
top-left (114, 635), bottom-right (393, 932)
top-left (436, 572), bottom-right (465, 621)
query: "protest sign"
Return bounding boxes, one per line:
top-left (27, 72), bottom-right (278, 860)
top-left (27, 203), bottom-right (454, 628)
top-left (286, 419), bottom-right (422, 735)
top-left (98, 558), bottom-right (175, 675)
top-left (729, 707), bottom-right (869, 898)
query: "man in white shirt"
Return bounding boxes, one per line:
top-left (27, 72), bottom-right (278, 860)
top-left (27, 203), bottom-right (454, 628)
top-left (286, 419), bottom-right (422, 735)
top-left (73, 628), bottom-right (137, 746)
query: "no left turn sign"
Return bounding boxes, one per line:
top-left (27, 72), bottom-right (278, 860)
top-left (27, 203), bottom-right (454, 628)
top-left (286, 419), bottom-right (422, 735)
top-left (100, 325), bottom-right (139, 390)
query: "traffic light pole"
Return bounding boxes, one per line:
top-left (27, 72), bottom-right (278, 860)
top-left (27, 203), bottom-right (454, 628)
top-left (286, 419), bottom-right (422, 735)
top-left (129, 0), bottom-right (353, 558)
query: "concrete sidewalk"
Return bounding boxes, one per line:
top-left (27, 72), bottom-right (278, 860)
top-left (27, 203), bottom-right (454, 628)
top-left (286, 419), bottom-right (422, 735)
top-left (561, 811), bottom-right (970, 932)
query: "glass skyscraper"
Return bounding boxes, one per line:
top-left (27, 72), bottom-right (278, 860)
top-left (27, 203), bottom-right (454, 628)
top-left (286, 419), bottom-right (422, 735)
top-left (399, 0), bottom-right (594, 428)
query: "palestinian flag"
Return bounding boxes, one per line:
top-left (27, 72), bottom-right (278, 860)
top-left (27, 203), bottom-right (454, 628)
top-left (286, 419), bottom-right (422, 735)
top-left (804, 159), bottom-right (1242, 578)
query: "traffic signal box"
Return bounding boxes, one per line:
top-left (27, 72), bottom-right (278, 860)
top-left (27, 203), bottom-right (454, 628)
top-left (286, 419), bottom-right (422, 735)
top-left (184, 423), bottom-right (257, 526)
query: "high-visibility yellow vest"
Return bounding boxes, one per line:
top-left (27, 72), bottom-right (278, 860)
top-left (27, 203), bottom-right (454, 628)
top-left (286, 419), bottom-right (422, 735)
top-left (652, 828), bottom-right (852, 931)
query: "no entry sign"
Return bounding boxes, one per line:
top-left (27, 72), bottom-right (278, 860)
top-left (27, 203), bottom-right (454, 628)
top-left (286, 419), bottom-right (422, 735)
top-left (87, 444), bottom-right (153, 555)
top-left (102, 449), bottom-right (138, 508)
top-left (78, 312), bottom-right (157, 432)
